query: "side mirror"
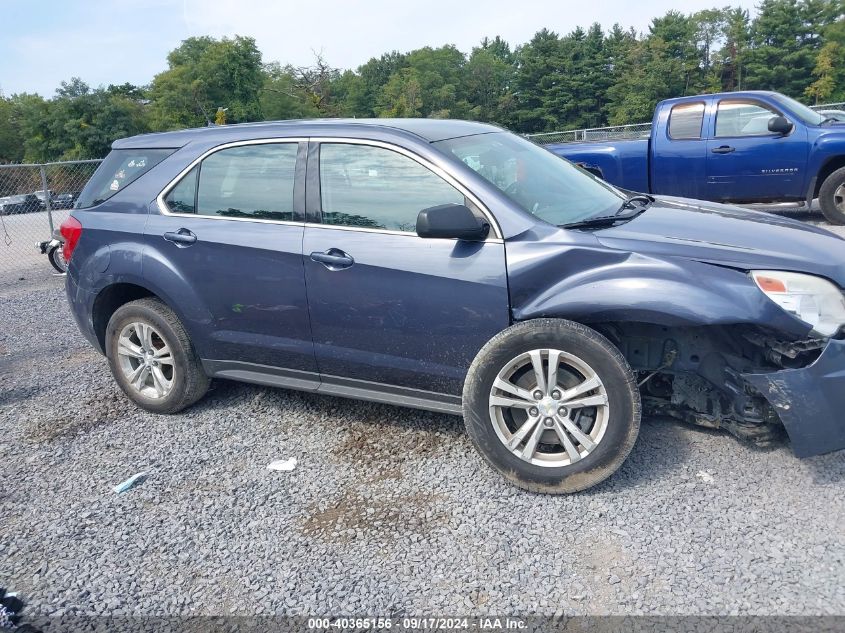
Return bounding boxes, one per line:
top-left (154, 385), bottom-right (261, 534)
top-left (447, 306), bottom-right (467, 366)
top-left (768, 115), bottom-right (793, 135)
top-left (416, 203), bottom-right (489, 241)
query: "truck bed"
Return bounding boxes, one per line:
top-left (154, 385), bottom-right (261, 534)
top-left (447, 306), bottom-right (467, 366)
top-left (547, 138), bottom-right (650, 193)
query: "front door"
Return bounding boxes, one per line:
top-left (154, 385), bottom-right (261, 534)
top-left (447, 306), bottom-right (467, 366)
top-left (706, 98), bottom-right (808, 202)
top-left (144, 141), bottom-right (317, 376)
top-left (303, 140), bottom-right (510, 397)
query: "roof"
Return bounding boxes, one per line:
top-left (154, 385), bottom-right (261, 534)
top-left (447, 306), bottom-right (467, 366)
top-left (112, 118), bottom-right (503, 149)
top-left (659, 90), bottom-right (779, 105)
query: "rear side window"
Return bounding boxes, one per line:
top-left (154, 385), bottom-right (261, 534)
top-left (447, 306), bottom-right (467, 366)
top-left (77, 149), bottom-right (174, 208)
top-left (164, 167), bottom-right (198, 214)
top-left (319, 143), bottom-right (464, 232)
top-left (668, 103), bottom-right (705, 139)
top-left (163, 143), bottom-right (298, 221)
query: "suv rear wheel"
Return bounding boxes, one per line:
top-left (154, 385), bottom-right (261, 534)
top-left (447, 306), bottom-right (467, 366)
top-left (819, 166), bottom-right (845, 225)
top-left (463, 319), bottom-right (640, 493)
top-left (105, 298), bottom-right (210, 414)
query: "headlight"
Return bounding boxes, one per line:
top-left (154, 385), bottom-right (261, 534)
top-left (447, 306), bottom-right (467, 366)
top-left (751, 270), bottom-right (845, 337)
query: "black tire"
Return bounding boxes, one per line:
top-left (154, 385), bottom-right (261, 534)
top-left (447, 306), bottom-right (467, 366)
top-left (463, 319), bottom-right (640, 494)
top-left (105, 297), bottom-right (210, 414)
top-left (47, 245), bottom-right (66, 273)
top-left (819, 166), bottom-right (845, 225)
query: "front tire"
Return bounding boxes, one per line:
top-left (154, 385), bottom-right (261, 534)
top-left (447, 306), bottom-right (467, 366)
top-left (463, 319), bottom-right (640, 494)
top-left (819, 166), bottom-right (845, 225)
top-left (105, 298), bottom-right (210, 414)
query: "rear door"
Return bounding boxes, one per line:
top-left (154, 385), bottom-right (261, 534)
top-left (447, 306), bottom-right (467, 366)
top-left (302, 139), bottom-right (510, 399)
top-left (144, 140), bottom-right (317, 378)
top-left (650, 100), bottom-right (710, 199)
top-left (705, 98), bottom-right (808, 202)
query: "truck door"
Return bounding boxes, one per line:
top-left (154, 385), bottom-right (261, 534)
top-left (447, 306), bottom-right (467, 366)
top-left (705, 97), bottom-right (808, 203)
top-left (650, 100), bottom-right (710, 199)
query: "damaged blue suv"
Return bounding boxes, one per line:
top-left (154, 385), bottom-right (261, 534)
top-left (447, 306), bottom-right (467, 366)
top-left (63, 119), bottom-right (845, 493)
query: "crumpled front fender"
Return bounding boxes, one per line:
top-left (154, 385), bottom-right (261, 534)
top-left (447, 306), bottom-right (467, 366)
top-left (744, 338), bottom-right (845, 458)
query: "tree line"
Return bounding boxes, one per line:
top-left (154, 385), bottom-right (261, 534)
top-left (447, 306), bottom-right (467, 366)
top-left (1, 0), bottom-right (842, 163)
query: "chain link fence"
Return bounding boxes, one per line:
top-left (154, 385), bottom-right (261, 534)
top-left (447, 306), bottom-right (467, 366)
top-left (0, 160), bottom-right (102, 275)
top-left (526, 122), bottom-right (653, 145)
top-left (527, 100), bottom-right (845, 145)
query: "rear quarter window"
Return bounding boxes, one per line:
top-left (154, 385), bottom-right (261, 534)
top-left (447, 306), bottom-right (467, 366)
top-left (668, 102), bottom-right (705, 140)
top-left (76, 149), bottom-right (174, 208)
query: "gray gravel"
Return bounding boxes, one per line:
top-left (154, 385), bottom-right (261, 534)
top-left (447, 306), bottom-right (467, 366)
top-left (1, 210), bottom-right (845, 617)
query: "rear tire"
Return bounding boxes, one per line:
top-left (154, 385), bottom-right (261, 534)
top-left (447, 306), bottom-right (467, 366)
top-left (105, 298), bottom-right (209, 414)
top-left (818, 166), bottom-right (845, 225)
top-left (463, 319), bottom-right (640, 494)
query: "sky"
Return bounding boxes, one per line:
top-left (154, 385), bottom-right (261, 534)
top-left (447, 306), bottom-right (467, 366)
top-left (1, 0), bottom-right (760, 97)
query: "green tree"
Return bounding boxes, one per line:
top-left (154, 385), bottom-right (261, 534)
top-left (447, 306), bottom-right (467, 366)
top-left (512, 29), bottom-right (564, 132)
top-left (463, 38), bottom-right (515, 123)
top-left (806, 17), bottom-right (845, 102)
top-left (743, 0), bottom-right (840, 98)
top-left (260, 62), bottom-right (322, 120)
top-left (150, 35), bottom-right (264, 129)
top-left (377, 68), bottom-right (423, 117)
top-left (0, 96), bottom-right (24, 163)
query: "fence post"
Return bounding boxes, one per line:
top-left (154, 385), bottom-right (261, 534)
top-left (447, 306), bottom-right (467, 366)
top-left (39, 164), bottom-right (54, 234)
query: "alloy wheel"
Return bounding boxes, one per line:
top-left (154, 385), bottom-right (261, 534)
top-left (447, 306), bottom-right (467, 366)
top-left (488, 348), bottom-right (610, 467)
top-left (116, 321), bottom-right (175, 399)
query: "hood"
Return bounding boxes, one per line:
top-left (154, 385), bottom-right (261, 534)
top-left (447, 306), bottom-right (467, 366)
top-left (594, 195), bottom-right (845, 286)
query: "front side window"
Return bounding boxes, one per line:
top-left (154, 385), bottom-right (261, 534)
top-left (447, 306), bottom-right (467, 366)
top-left (319, 143), bottom-right (464, 232)
top-left (668, 102), bottom-right (705, 139)
top-left (164, 143), bottom-right (298, 221)
top-left (716, 100), bottom-right (780, 137)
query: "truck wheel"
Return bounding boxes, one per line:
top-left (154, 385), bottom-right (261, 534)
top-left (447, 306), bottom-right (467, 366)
top-left (462, 319), bottom-right (640, 494)
top-left (819, 166), bottom-right (845, 225)
top-left (105, 298), bottom-right (210, 414)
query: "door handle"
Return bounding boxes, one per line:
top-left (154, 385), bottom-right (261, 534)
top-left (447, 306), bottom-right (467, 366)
top-left (310, 249), bottom-right (354, 270)
top-left (711, 145), bottom-right (735, 154)
top-left (163, 229), bottom-right (197, 246)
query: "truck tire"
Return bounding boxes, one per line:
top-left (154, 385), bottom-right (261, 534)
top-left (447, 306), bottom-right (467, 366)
top-left (105, 297), bottom-right (210, 414)
top-left (462, 319), bottom-right (641, 494)
top-left (819, 166), bottom-right (845, 225)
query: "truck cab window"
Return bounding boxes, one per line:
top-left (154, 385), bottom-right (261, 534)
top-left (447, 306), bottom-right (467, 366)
top-left (668, 103), bottom-right (705, 139)
top-left (716, 100), bottom-right (780, 137)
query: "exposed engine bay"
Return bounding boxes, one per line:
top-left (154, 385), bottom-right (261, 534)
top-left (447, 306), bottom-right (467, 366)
top-left (594, 323), bottom-right (829, 447)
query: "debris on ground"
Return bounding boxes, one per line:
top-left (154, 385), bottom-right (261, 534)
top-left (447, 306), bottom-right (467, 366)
top-left (695, 470), bottom-right (715, 483)
top-left (112, 472), bottom-right (147, 494)
top-left (266, 457), bottom-right (297, 472)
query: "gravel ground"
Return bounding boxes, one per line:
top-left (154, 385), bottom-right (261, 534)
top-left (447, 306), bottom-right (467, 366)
top-left (1, 210), bottom-right (844, 618)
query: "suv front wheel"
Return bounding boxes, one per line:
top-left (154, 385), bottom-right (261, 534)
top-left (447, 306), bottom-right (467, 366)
top-left (463, 319), bottom-right (640, 493)
top-left (105, 298), bottom-right (210, 414)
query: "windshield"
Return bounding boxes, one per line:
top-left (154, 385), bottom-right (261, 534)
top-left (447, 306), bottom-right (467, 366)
top-left (770, 93), bottom-right (825, 126)
top-left (434, 132), bottom-right (626, 226)
top-left (77, 148), bottom-right (174, 208)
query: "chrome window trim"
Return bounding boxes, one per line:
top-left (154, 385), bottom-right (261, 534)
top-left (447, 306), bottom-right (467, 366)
top-left (312, 136), bottom-right (502, 240)
top-left (155, 135), bottom-right (503, 241)
top-left (155, 138), bottom-right (306, 226)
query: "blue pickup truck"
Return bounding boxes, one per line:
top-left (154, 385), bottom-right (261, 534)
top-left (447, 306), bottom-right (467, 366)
top-left (549, 91), bottom-right (845, 224)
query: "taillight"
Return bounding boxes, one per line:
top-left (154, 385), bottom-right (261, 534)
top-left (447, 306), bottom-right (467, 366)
top-left (60, 216), bottom-right (83, 262)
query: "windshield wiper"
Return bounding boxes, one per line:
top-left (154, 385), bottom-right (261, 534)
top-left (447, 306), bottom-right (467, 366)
top-left (562, 207), bottom-right (649, 230)
top-left (560, 194), bottom-right (653, 230)
top-left (821, 116), bottom-right (839, 125)
top-left (617, 194), bottom-right (654, 213)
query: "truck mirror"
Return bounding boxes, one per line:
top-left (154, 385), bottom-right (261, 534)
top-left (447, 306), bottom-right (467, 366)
top-left (768, 116), bottom-right (794, 135)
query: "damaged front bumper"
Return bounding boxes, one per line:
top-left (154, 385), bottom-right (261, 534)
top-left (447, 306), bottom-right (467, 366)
top-left (744, 338), bottom-right (845, 458)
